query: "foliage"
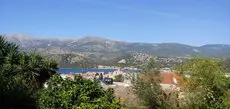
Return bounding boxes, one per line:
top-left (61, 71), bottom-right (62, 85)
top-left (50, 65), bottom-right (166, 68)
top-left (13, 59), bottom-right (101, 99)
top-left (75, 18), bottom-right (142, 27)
top-left (143, 58), bottom-right (162, 72)
top-left (1, 35), bottom-right (121, 109)
top-left (0, 35), bottom-right (58, 109)
top-left (132, 59), bottom-right (172, 109)
top-left (177, 57), bottom-right (230, 108)
top-left (225, 77), bottom-right (230, 89)
top-left (114, 74), bottom-right (124, 82)
top-left (56, 53), bottom-right (96, 68)
top-left (132, 72), bottom-right (163, 109)
top-left (132, 72), bottom-right (180, 109)
top-left (223, 58), bottom-right (230, 73)
top-left (18, 52), bottom-right (58, 89)
top-left (223, 89), bottom-right (230, 107)
top-left (38, 74), bottom-right (123, 109)
top-left (132, 57), bottom-right (230, 109)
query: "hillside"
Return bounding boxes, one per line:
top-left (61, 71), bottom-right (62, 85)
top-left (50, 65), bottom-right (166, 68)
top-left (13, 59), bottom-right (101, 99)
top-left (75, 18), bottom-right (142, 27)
top-left (3, 34), bottom-right (230, 67)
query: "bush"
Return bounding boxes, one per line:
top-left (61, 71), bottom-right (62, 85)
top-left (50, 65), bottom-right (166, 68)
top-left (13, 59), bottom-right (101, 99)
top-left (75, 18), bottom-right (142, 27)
top-left (0, 35), bottom-right (58, 109)
top-left (132, 57), bottom-right (230, 109)
top-left (177, 57), bottom-right (230, 108)
top-left (38, 75), bottom-right (123, 109)
top-left (114, 74), bottom-right (124, 82)
top-left (131, 59), bottom-right (172, 109)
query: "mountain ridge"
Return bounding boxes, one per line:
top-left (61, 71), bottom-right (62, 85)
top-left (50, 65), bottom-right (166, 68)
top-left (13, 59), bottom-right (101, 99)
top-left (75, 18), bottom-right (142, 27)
top-left (2, 34), bottom-right (230, 66)
top-left (2, 34), bottom-right (230, 68)
top-left (3, 34), bottom-right (229, 47)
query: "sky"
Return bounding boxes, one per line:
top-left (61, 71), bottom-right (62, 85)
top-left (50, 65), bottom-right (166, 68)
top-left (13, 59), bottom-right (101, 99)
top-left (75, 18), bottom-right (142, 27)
top-left (0, 0), bottom-right (230, 46)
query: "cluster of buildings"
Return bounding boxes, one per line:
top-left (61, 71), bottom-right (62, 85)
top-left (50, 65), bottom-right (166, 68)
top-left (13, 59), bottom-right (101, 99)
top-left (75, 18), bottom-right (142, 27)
top-left (59, 67), bottom-right (230, 93)
top-left (60, 69), bottom-right (124, 80)
top-left (97, 65), bottom-right (138, 70)
top-left (59, 67), bottom-right (180, 92)
top-left (122, 69), bottom-right (180, 90)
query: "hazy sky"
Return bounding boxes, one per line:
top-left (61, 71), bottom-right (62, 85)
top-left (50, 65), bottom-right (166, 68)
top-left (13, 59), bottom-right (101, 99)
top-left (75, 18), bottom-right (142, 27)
top-left (1, 0), bottom-right (229, 45)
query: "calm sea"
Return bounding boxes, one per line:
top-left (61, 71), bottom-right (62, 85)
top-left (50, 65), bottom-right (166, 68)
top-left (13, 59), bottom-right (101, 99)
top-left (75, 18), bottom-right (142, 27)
top-left (57, 68), bottom-right (142, 74)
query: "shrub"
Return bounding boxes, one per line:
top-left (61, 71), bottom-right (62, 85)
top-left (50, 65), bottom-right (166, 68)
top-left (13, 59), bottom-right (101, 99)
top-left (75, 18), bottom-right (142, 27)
top-left (37, 75), bottom-right (123, 109)
top-left (114, 74), bottom-right (124, 82)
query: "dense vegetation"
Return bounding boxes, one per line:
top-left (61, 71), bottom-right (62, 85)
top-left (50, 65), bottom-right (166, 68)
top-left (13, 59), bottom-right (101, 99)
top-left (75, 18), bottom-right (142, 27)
top-left (55, 53), bottom-right (96, 68)
top-left (0, 35), bottom-right (122, 109)
top-left (132, 59), bottom-right (172, 109)
top-left (114, 74), bottom-right (124, 82)
top-left (0, 35), bottom-right (58, 108)
top-left (1, 34), bottom-right (230, 109)
top-left (223, 58), bottom-right (230, 73)
top-left (38, 75), bottom-right (123, 109)
top-left (132, 57), bottom-right (230, 109)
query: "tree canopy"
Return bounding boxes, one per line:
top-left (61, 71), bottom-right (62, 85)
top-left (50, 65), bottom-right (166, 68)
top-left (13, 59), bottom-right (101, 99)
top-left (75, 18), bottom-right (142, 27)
top-left (176, 57), bottom-right (229, 108)
top-left (0, 35), bottom-right (58, 108)
top-left (132, 57), bottom-right (230, 109)
top-left (1, 35), bottom-right (230, 109)
top-left (38, 74), bottom-right (123, 109)
top-left (0, 35), bottom-right (123, 109)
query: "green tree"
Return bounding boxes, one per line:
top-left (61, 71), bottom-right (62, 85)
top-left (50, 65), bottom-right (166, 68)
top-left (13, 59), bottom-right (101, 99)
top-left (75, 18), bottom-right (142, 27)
top-left (223, 58), bottom-right (230, 73)
top-left (114, 74), bottom-right (124, 82)
top-left (177, 57), bottom-right (229, 108)
top-left (143, 58), bottom-right (162, 72)
top-left (0, 36), bottom-right (20, 65)
top-left (0, 35), bottom-right (58, 109)
top-left (38, 74), bottom-right (123, 109)
top-left (131, 59), bottom-right (175, 109)
top-left (18, 52), bottom-right (58, 89)
top-left (132, 57), bottom-right (230, 109)
top-left (0, 35), bottom-right (36, 108)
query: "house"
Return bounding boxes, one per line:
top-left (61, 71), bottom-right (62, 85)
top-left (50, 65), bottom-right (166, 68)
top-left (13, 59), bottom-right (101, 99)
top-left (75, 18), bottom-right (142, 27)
top-left (122, 71), bottom-right (181, 91)
top-left (160, 72), bottom-right (181, 91)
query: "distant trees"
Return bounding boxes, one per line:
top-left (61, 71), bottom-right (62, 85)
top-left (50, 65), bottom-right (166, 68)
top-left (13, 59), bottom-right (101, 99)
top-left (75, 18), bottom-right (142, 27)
top-left (143, 58), bottom-right (162, 72)
top-left (38, 74), bottom-right (123, 109)
top-left (57, 54), bottom-right (96, 68)
top-left (223, 58), bottom-right (230, 73)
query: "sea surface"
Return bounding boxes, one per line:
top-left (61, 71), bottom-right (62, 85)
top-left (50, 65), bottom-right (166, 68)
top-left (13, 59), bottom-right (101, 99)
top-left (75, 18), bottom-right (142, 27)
top-left (57, 68), bottom-right (142, 74)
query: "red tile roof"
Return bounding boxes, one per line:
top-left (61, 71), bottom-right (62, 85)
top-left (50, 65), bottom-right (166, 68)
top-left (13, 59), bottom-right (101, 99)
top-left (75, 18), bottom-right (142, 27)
top-left (160, 72), bottom-right (180, 85)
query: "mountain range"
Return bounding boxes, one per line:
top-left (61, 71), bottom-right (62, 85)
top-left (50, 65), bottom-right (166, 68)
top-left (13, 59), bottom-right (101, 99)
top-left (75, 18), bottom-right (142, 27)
top-left (3, 34), bottom-right (230, 67)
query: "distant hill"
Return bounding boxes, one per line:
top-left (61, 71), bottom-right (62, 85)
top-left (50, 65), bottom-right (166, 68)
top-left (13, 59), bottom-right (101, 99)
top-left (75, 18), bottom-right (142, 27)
top-left (3, 34), bottom-right (230, 67)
